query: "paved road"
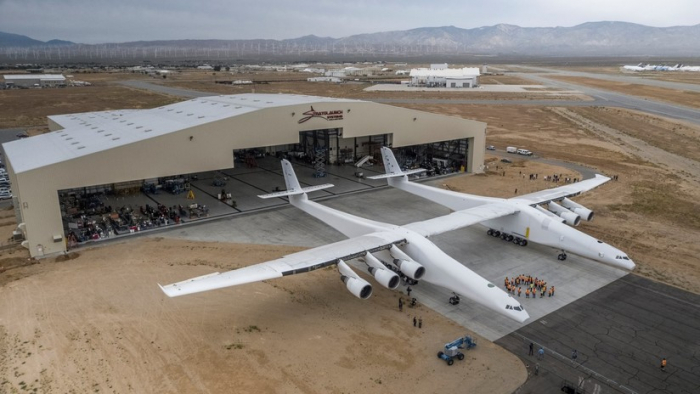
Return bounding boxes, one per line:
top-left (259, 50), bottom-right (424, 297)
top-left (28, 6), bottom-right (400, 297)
top-left (516, 65), bottom-right (700, 93)
top-left (517, 73), bottom-right (700, 126)
top-left (497, 274), bottom-right (700, 394)
top-left (119, 80), bottom-right (212, 98)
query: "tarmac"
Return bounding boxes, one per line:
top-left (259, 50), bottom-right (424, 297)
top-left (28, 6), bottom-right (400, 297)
top-left (151, 158), bottom-right (699, 394)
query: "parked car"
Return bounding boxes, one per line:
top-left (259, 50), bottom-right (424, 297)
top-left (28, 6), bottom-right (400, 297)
top-left (486, 145), bottom-right (496, 151)
top-left (500, 158), bottom-right (513, 163)
top-left (516, 149), bottom-right (533, 156)
top-left (506, 146), bottom-right (517, 153)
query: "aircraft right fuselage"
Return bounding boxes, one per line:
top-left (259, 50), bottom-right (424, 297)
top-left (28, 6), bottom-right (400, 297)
top-left (389, 178), bottom-right (634, 270)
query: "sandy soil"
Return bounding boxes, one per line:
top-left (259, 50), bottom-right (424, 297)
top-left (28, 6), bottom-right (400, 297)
top-left (0, 238), bottom-right (525, 394)
top-left (0, 85), bottom-right (181, 129)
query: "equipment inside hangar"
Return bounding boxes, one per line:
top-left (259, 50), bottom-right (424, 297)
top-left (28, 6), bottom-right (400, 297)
top-left (3, 94), bottom-right (486, 257)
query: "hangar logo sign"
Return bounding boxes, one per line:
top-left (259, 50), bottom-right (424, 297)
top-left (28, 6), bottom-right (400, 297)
top-left (298, 106), bottom-right (344, 124)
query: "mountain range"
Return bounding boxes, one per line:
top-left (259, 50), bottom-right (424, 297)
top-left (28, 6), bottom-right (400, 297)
top-left (1, 22), bottom-right (699, 62)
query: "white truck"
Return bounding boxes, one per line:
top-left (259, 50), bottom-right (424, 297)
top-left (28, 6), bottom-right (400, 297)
top-left (506, 146), bottom-right (517, 153)
top-left (517, 148), bottom-right (533, 156)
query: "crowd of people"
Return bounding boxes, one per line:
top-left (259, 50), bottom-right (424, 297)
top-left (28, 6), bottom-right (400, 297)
top-left (504, 274), bottom-right (555, 299)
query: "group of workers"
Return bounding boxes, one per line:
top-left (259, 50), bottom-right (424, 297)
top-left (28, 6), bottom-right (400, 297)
top-left (504, 274), bottom-right (555, 299)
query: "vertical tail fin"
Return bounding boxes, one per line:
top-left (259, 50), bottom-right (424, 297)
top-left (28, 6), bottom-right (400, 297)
top-left (381, 147), bottom-right (402, 175)
top-left (258, 159), bottom-right (334, 200)
top-left (367, 147), bottom-right (426, 180)
top-left (281, 159), bottom-right (302, 192)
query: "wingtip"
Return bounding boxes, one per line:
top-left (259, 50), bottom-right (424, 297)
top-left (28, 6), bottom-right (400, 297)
top-left (158, 283), bottom-right (175, 298)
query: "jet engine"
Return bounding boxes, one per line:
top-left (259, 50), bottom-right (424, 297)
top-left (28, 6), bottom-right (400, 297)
top-left (535, 205), bottom-right (565, 223)
top-left (561, 197), bottom-right (594, 221)
top-left (389, 246), bottom-right (426, 280)
top-left (338, 260), bottom-right (373, 299)
top-left (364, 253), bottom-right (401, 290)
top-left (548, 202), bottom-right (581, 226)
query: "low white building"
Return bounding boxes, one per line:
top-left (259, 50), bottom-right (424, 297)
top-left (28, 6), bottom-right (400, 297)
top-left (409, 67), bottom-right (480, 88)
top-left (3, 74), bottom-right (66, 88)
top-left (307, 77), bottom-right (341, 83)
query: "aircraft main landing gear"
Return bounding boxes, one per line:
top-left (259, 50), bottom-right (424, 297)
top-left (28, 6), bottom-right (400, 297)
top-left (557, 252), bottom-right (568, 261)
top-left (488, 229), bottom-right (527, 247)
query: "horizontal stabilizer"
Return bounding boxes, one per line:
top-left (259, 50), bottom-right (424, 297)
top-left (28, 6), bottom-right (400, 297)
top-left (258, 183), bottom-right (334, 199)
top-left (367, 168), bottom-right (426, 180)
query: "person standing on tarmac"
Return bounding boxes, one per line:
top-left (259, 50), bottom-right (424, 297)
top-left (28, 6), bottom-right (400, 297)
top-left (661, 357), bottom-right (667, 372)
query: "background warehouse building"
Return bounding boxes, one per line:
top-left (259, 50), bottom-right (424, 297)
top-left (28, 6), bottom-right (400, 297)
top-left (4, 94), bottom-right (486, 258)
top-left (409, 65), bottom-right (480, 88)
top-left (3, 74), bottom-right (66, 88)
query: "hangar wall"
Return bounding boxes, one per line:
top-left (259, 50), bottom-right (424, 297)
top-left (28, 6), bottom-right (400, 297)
top-left (7, 96), bottom-right (486, 257)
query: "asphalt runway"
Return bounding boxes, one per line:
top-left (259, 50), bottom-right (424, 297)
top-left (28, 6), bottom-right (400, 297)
top-left (496, 274), bottom-right (700, 394)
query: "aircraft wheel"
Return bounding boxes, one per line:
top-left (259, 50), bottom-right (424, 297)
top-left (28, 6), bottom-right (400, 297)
top-left (558, 253), bottom-right (565, 260)
top-left (494, 231), bottom-right (501, 237)
top-left (512, 237), bottom-right (520, 244)
top-left (501, 233), bottom-right (507, 240)
top-left (562, 253), bottom-right (567, 261)
top-left (487, 229), bottom-right (493, 236)
top-left (520, 240), bottom-right (528, 247)
top-left (507, 235), bottom-right (514, 242)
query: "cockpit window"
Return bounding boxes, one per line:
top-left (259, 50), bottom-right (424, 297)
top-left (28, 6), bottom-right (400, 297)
top-left (615, 255), bottom-right (630, 260)
top-left (514, 306), bottom-right (523, 311)
top-left (506, 305), bottom-right (523, 311)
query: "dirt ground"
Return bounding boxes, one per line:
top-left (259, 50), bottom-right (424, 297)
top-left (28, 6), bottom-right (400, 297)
top-left (0, 238), bottom-right (525, 394)
top-left (0, 85), bottom-right (181, 129)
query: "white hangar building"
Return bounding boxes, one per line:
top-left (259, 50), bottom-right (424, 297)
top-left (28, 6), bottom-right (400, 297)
top-left (3, 94), bottom-right (487, 257)
top-left (3, 74), bottom-right (66, 88)
top-left (410, 67), bottom-right (480, 88)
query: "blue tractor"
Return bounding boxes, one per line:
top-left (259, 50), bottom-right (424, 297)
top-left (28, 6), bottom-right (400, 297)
top-left (437, 335), bottom-right (477, 366)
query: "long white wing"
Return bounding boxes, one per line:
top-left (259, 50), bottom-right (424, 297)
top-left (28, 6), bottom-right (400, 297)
top-left (159, 231), bottom-right (406, 297)
top-left (404, 203), bottom-right (519, 237)
top-left (512, 174), bottom-right (611, 205)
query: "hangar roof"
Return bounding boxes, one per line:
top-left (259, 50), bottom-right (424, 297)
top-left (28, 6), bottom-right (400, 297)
top-left (5, 94), bottom-right (362, 174)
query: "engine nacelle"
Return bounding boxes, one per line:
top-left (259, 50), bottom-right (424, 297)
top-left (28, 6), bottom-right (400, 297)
top-left (338, 259), bottom-right (373, 299)
top-left (342, 276), bottom-right (373, 299)
top-left (368, 266), bottom-right (400, 290)
top-left (548, 201), bottom-right (581, 226)
top-left (388, 246), bottom-right (426, 280)
top-left (393, 259), bottom-right (426, 280)
top-left (561, 197), bottom-right (594, 221)
top-left (535, 205), bottom-right (565, 223)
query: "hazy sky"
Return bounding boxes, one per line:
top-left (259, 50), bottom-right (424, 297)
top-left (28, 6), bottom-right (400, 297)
top-left (1, 0), bottom-right (698, 44)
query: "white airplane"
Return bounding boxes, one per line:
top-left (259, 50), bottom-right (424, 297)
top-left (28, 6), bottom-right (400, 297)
top-left (369, 147), bottom-right (635, 271)
top-left (159, 160), bottom-right (529, 323)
